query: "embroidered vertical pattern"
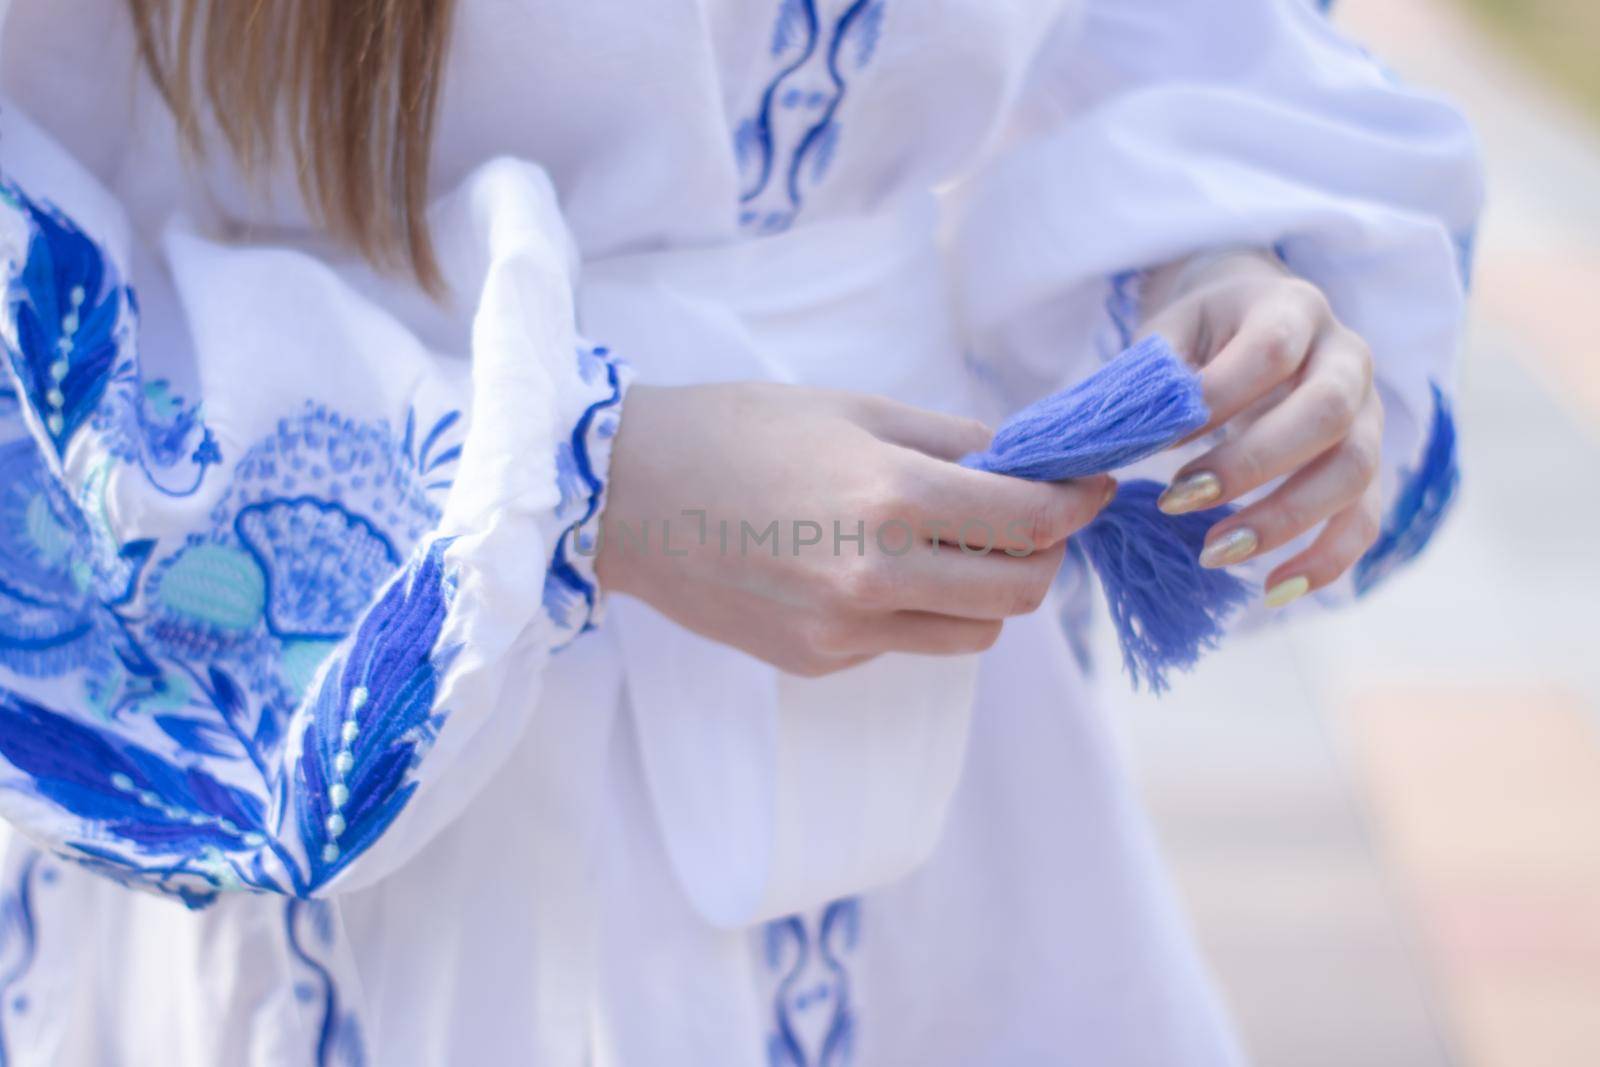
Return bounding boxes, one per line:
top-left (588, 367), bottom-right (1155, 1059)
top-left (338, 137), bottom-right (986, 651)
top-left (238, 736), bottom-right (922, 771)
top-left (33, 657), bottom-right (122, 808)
top-left (285, 899), bottom-right (367, 1067)
top-left (764, 898), bottom-right (860, 1067)
top-left (0, 850), bottom-right (44, 1067)
top-left (735, 1), bottom-right (889, 235)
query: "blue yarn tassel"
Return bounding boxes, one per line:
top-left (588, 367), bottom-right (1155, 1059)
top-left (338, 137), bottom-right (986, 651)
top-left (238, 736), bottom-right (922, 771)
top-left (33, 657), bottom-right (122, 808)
top-left (962, 335), bottom-right (1253, 692)
top-left (964, 335), bottom-right (1211, 481)
top-left (1076, 482), bottom-right (1253, 691)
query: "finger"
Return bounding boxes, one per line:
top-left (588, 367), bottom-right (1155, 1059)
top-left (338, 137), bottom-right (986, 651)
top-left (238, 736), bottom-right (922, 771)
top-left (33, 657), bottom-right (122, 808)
top-left (1195, 395), bottom-right (1382, 564)
top-left (1261, 479), bottom-right (1384, 608)
top-left (859, 397), bottom-right (994, 461)
top-left (1193, 284), bottom-right (1324, 430)
top-left (1166, 329), bottom-right (1372, 511)
top-left (892, 451), bottom-right (1114, 553)
top-left (858, 540), bottom-right (1066, 620)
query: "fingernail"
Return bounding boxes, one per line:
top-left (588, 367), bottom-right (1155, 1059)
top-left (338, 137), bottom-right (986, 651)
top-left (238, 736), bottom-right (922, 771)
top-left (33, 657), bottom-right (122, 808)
top-left (1158, 471), bottom-right (1222, 515)
top-left (1264, 575), bottom-right (1310, 609)
top-left (1199, 526), bottom-right (1258, 569)
top-left (1101, 478), bottom-right (1119, 508)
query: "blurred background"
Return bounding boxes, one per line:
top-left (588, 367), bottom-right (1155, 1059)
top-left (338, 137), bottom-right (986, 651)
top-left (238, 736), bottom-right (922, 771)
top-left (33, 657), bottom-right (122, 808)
top-left (1104, 1), bottom-right (1600, 1064)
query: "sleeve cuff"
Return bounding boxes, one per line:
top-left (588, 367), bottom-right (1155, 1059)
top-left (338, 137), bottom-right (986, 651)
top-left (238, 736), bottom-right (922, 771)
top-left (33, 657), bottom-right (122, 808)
top-left (541, 341), bottom-right (631, 646)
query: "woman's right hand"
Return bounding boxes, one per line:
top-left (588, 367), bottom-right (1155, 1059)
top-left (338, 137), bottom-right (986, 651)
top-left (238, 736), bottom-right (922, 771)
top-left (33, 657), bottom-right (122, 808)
top-left (596, 382), bottom-right (1113, 677)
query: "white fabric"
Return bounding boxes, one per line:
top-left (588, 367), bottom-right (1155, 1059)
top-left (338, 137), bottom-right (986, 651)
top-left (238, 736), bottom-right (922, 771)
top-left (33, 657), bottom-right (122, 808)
top-left (0, 0), bottom-right (1480, 1064)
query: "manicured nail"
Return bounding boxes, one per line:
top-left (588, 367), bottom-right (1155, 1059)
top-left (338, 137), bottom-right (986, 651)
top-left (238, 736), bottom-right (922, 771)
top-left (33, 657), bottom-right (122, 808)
top-left (1264, 575), bottom-right (1310, 609)
top-left (1101, 478), bottom-right (1119, 508)
top-left (1158, 471), bottom-right (1222, 515)
top-left (1198, 526), bottom-right (1258, 569)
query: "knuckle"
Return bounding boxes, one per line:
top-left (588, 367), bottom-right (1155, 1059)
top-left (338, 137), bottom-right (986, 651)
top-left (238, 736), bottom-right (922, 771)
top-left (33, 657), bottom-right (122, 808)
top-left (1225, 448), bottom-right (1264, 493)
top-left (830, 557), bottom-right (893, 609)
top-left (861, 468), bottom-right (919, 525)
top-left (1342, 329), bottom-right (1374, 373)
top-left (1258, 318), bottom-right (1304, 377)
top-left (1305, 381), bottom-right (1358, 438)
top-left (1275, 498), bottom-right (1313, 537)
top-left (1281, 277), bottom-right (1330, 317)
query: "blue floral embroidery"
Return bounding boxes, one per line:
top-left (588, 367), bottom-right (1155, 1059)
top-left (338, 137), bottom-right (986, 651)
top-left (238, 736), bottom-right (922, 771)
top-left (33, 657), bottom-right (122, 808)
top-left (294, 539), bottom-right (458, 884)
top-left (0, 438), bottom-right (100, 677)
top-left (286, 899), bottom-right (367, 1067)
top-left (0, 172), bottom-right (624, 915)
top-left (0, 181), bottom-right (220, 497)
top-left (0, 171), bottom-right (623, 1067)
top-left (736, 1), bottom-right (889, 234)
top-left (0, 179), bottom-right (492, 906)
top-left (0, 183), bottom-right (128, 452)
top-left (764, 898), bottom-right (860, 1067)
top-left (1353, 382), bottom-right (1458, 595)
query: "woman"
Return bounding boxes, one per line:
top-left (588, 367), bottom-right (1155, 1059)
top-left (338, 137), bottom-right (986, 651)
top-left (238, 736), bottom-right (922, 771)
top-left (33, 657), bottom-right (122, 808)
top-left (0, 0), bottom-right (1478, 1064)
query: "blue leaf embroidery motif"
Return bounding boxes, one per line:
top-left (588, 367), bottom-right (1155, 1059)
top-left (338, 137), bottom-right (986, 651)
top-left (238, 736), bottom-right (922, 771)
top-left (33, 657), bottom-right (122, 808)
top-left (294, 538), bottom-right (459, 886)
top-left (0, 183), bottom-right (128, 451)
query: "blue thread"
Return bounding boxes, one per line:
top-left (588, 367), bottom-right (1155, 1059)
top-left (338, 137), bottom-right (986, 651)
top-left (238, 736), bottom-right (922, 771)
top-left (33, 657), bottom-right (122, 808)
top-left (1077, 482), bottom-right (1251, 691)
top-left (963, 335), bottom-right (1209, 481)
top-left (962, 336), bottom-right (1252, 691)
top-left (1353, 383), bottom-right (1458, 595)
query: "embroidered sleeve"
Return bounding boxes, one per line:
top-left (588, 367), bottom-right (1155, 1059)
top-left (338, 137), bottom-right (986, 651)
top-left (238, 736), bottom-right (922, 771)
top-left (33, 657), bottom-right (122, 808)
top-left (952, 0), bottom-right (1483, 604)
top-left (0, 163), bottom-right (628, 906)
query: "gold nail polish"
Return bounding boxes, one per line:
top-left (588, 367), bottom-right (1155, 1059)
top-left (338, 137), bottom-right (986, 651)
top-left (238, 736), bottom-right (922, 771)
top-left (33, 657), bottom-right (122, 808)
top-left (1158, 471), bottom-right (1222, 515)
top-left (1198, 526), bottom-right (1258, 569)
top-left (1264, 575), bottom-right (1310, 609)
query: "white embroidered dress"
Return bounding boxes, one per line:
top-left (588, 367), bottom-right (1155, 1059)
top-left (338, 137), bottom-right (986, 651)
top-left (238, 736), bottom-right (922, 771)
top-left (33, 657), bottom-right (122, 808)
top-left (0, 1), bottom-right (1479, 1064)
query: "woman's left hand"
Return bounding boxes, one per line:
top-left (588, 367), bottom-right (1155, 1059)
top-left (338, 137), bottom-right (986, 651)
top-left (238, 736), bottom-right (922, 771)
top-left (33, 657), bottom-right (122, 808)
top-left (1138, 250), bottom-right (1384, 608)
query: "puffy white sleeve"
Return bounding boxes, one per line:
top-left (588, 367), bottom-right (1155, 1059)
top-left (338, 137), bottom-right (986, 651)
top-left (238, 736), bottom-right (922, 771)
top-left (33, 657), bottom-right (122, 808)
top-left (0, 103), bottom-right (628, 904)
top-left (953, 0), bottom-right (1483, 600)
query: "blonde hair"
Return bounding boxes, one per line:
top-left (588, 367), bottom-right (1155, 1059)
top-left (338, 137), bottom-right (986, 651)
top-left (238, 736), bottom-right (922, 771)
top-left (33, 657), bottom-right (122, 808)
top-left (128, 0), bottom-right (456, 292)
